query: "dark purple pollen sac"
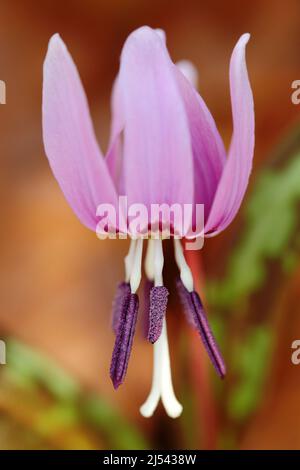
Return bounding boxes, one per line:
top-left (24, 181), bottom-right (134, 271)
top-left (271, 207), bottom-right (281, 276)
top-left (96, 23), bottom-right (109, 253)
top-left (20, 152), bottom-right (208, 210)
top-left (147, 286), bottom-right (169, 343)
top-left (110, 293), bottom-right (139, 389)
top-left (176, 277), bottom-right (197, 328)
top-left (142, 279), bottom-right (154, 338)
top-left (176, 277), bottom-right (226, 379)
top-left (111, 281), bottom-right (131, 334)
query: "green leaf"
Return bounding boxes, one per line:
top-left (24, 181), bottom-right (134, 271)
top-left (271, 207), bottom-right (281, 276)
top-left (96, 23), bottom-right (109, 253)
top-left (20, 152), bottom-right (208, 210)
top-left (83, 396), bottom-right (149, 450)
top-left (6, 341), bottom-right (80, 400)
top-left (228, 326), bottom-right (272, 421)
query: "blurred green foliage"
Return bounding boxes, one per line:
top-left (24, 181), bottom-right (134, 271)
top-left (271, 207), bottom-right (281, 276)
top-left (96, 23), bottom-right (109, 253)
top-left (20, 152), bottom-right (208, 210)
top-left (207, 136), bottom-right (300, 430)
top-left (0, 340), bottom-right (149, 450)
top-left (208, 154), bottom-right (300, 309)
top-left (228, 326), bottom-right (271, 421)
top-left (83, 396), bottom-right (148, 449)
top-left (7, 341), bottom-right (80, 400)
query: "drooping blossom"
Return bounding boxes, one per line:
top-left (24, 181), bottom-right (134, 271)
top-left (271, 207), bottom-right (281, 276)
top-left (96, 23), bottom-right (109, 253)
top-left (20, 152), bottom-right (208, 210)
top-left (42, 26), bottom-right (254, 418)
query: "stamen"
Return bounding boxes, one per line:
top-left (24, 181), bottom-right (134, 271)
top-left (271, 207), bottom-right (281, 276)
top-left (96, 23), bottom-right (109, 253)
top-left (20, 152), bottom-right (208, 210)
top-left (190, 289), bottom-right (226, 379)
top-left (147, 239), bottom-right (169, 343)
top-left (176, 277), bottom-right (225, 378)
top-left (153, 238), bottom-right (164, 287)
top-left (148, 286), bottom-right (169, 343)
top-left (129, 238), bottom-right (143, 294)
top-left (111, 239), bottom-right (137, 334)
top-left (125, 239), bottom-right (137, 283)
top-left (145, 239), bottom-right (155, 281)
top-left (174, 238), bottom-right (194, 292)
top-left (175, 277), bottom-right (196, 328)
top-left (110, 238), bottom-right (143, 388)
top-left (110, 293), bottom-right (139, 388)
top-left (174, 239), bottom-right (226, 379)
top-left (111, 281), bottom-right (131, 334)
top-left (142, 239), bottom-right (155, 337)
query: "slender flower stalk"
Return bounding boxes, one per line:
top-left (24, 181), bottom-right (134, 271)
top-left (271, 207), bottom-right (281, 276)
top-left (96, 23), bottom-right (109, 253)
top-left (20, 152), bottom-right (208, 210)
top-left (42, 26), bottom-right (254, 418)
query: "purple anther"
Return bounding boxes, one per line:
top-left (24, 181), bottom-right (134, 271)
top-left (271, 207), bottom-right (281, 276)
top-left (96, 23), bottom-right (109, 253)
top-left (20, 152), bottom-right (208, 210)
top-left (111, 281), bottom-right (131, 334)
top-left (176, 277), bottom-right (226, 378)
top-left (110, 293), bottom-right (139, 389)
top-left (147, 286), bottom-right (169, 343)
top-left (176, 277), bottom-right (196, 328)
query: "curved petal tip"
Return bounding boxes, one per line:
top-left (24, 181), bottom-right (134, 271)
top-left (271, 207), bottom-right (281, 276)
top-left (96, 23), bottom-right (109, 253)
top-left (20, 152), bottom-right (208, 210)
top-left (47, 33), bottom-right (64, 53)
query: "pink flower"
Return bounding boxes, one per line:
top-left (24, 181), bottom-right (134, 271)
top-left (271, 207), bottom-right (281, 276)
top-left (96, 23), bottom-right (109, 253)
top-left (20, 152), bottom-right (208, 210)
top-left (42, 26), bottom-right (254, 418)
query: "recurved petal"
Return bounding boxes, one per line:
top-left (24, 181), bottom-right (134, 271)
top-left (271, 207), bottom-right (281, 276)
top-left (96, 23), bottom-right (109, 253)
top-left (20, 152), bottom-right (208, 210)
top-left (174, 64), bottom-right (226, 216)
top-left (205, 34), bottom-right (255, 236)
top-left (117, 26), bottom-right (194, 209)
top-left (42, 34), bottom-right (118, 231)
top-left (106, 76), bottom-right (127, 195)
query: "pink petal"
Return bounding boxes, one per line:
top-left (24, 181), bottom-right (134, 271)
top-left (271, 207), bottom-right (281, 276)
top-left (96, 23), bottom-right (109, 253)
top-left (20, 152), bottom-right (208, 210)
top-left (42, 34), bottom-right (118, 231)
top-left (106, 76), bottom-right (126, 194)
top-left (176, 60), bottom-right (199, 88)
top-left (116, 26), bottom-right (194, 212)
top-left (174, 64), bottom-right (226, 215)
top-left (205, 34), bottom-right (255, 236)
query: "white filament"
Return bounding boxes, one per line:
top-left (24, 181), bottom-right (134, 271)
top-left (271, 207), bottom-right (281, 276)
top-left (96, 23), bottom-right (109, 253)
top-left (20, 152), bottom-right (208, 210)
top-left (124, 239), bottom-right (136, 282)
top-left (174, 238), bottom-right (194, 292)
top-left (153, 239), bottom-right (163, 287)
top-left (140, 239), bottom-right (183, 419)
top-left (129, 238), bottom-right (143, 294)
top-left (145, 239), bottom-right (155, 281)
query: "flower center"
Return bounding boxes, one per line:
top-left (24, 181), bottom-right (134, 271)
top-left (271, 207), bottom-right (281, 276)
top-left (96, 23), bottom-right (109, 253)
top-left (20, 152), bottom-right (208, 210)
top-left (109, 236), bottom-right (226, 416)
